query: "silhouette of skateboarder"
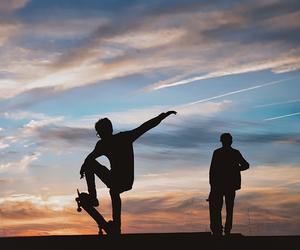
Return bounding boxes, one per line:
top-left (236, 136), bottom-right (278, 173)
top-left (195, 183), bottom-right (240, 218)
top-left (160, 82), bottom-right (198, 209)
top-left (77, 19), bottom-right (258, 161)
top-left (208, 133), bottom-right (249, 236)
top-left (80, 111), bottom-right (177, 234)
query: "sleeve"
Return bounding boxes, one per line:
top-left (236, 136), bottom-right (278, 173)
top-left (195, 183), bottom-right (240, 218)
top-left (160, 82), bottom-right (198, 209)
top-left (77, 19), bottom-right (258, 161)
top-left (237, 150), bottom-right (250, 171)
top-left (128, 113), bottom-right (166, 142)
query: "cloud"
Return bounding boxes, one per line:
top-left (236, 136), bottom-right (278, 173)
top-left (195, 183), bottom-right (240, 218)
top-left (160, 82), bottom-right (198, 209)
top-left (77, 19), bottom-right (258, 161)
top-left (242, 165), bottom-right (300, 189)
top-left (0, 152), bottom-right (40, 174)
top-left (0, 0), bottom-right (29, 13)
top-left (0, 141), bottom-right (9, 149)
top-left (0, 200), bottom-right (52, 219)
top-left (0, 101), bottom-right (231, 159)
top-left (0, 194), bottom-right (97, 236)
top-left (265, 9), bottom-right (300, 30)
top-left (0, 20), bottom-right (21, 46)
top-left (37, 126), bottom-right (94, 146)
top-left (108, 28), bottom-right (186, 50)
top-left (24, 117), bottom-right (64, 131)
top-left (143, 1), bottom-right (300, 90)
top-left (238, 133), bottom-right (300, 144)
top-left (0, 87), bottom-right (61, 109)
top-left (2, 98), bottom-right (299, 169)
top-left (0, 112), bottom-right (71, 166)
top-left (1, 163), bottom-right (300, 236)
top-left (45, 0), bottom-right (210, 71)
top-left (22, 100), bottom-right (231, 151)
top-left (137, 119), bottom-right (300, 149)
top-left (2, 110), bottom-right (61, 121)
top-left (0, 0), bottom-right (299, 102)
top-left (148, 59), bottom-right (300, 91)
top-left (75, 100), bottom-right (232, 128)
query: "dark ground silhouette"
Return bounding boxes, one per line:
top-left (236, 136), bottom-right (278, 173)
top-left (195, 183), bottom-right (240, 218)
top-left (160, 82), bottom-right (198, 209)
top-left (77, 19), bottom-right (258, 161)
top-left (1, 233), bottom-right (298, 250)
top-left (79, 111), bottom-right (177, 235)
top-left (209, 133), bottom-right (249, 236)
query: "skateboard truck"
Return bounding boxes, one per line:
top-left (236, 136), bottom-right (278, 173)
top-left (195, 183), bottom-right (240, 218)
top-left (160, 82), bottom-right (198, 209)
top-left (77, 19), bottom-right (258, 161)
top-left (75, 189), bottom-right (82, 212)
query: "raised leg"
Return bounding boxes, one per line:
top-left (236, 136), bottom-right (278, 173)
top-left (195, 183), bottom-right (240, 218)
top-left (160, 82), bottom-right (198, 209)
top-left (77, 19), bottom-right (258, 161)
top-left (84, 159), bottom-right (111, 201)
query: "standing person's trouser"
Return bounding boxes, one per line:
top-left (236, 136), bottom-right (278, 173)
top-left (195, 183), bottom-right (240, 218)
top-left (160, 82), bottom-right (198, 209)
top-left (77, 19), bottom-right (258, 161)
top-left (209, 188), bottom-right (236, 234)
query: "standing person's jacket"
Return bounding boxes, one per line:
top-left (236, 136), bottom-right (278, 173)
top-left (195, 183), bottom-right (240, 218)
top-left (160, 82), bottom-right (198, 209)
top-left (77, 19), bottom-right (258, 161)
top-left (209, 147), bottom-right (249, 191)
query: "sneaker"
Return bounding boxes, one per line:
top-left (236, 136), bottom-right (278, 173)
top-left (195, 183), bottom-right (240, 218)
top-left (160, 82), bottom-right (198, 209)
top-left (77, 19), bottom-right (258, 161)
top-left (91, 197), bottom-right (99, 207)
top-left (212, 231), bottom-right (222, 237)
top-left (224, 230), bottom-right (231, 237)
top-left (107, 220), bottom-right (121, 236)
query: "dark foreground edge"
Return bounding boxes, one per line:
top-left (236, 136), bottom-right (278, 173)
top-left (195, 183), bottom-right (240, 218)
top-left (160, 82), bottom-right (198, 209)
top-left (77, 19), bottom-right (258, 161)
top-left (1, 232), bottom-right (299, 250)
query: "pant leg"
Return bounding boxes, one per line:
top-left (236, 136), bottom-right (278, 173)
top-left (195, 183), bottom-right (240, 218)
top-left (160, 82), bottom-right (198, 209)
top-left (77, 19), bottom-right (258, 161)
top-left (84, 159), bottom-right (111, 199)
top-left (224, 190), bottom-right (236, 233)
top-left (209, 189), bottom-right (223, 234)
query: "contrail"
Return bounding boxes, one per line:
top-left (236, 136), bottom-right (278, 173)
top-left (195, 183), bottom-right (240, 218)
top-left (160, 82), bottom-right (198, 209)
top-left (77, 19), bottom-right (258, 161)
top-left (255, 99), bottom-right (300, 108)
top-left (154, 75), bottom-right (208, 90)
top-left (264, 112), bottom-right (300, 121)
top-left (177, 76), bottom-right (300, 108)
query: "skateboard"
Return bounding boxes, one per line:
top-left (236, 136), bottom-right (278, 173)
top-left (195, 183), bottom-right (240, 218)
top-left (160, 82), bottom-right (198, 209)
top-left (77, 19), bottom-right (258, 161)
top-left (75, 189), bottom-right (113, 236)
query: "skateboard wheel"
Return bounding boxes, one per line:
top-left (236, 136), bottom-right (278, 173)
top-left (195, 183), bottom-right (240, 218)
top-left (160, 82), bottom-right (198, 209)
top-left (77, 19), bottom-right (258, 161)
top-left (77, 207), bottom-right (82, 212)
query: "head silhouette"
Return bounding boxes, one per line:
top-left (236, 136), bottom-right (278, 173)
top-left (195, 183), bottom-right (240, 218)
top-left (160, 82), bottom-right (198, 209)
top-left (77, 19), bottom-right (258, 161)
top-left (95, 118), bottom-right (113, 139)
top-left (220, 133), bottom-right (233, 147)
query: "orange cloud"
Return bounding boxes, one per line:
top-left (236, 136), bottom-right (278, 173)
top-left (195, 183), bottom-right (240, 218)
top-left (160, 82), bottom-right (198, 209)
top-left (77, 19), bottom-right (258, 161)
top-left (1, 188), bottom-right (299, 237)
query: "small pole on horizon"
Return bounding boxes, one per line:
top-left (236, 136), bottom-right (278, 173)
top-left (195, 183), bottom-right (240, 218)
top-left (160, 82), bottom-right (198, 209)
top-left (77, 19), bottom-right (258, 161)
top-left (247, 208), bottom-right (251, 236)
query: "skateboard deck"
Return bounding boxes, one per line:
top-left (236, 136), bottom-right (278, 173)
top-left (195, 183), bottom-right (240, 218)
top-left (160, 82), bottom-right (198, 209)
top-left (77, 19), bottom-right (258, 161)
top-left (75, 189), bottom-right (110, 235)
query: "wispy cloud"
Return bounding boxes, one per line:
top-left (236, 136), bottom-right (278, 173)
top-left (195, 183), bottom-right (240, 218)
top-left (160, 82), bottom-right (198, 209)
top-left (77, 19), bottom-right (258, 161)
top-left (1, 0), bottom-right (300, 101)
top-left (73, 100), bottom-right (232, 128)
top-left (0, 141), bottom-right (9, 149)
top-left (0, 100), bottom-right (231, 158)
top-left (1, 110), bottom-right (62, 121)
top-left (0, 152), bottom-right (40, 174)
top-left (148, 58), bottom-right (300, 90)
top-left (1, 1), bottom-right (300, 237)
top-left (0, 0), bottom-right (29, 13)
top-left (1, 163), bottom-right (299, 236)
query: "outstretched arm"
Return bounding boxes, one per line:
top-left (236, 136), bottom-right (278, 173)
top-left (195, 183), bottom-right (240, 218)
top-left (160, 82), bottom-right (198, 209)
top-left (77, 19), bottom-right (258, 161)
top-left (130, 111), bottom-right (177, 141)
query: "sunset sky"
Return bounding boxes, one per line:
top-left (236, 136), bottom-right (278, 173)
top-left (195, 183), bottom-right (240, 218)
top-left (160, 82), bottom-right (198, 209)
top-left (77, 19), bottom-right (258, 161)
top-left (0, 0), bottom-right (300, 237)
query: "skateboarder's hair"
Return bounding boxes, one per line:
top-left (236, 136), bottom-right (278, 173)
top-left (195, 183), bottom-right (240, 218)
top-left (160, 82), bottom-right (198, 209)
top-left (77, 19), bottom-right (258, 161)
top-left (95, 118), bottom-right (113, 136)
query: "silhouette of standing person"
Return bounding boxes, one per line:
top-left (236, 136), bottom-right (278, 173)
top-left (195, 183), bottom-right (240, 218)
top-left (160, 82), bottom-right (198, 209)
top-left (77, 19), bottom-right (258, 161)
top-left (80, 111), bottom-right (177, 234)
top-left (209, 133), bottom-right (249, 236)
